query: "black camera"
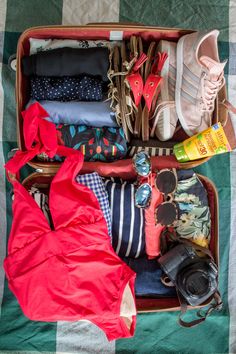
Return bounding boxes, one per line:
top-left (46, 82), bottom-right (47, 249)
top-left (158, 244), bottom-right (218, 306)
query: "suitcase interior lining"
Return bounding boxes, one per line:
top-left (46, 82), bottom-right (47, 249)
top-left (22, 170), bottom-right (218, 312)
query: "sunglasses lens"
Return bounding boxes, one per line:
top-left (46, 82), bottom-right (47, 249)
top-left (156, 170), bottom-right (176, 194)
top-left (135, 183), bottom-right (152, 208)
top-left (133, 151), bottom-right (151, 177)
top-left (156, 202), bottom-right (177, 226)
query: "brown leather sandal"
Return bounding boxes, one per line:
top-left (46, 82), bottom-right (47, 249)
top-left (142, 41), bottom-right (156, 141)
top-left (108, 45), bottom-right (130, 141)
top-left (120, 41), bottom-right (135, 138)
top-left (124, 36), bottom-right (147, 138)
top-left (133, 36), bottom-right (145, 138)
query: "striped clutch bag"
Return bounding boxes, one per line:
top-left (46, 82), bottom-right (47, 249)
top-left (104, 179), bottom-right (146, 258)
top-left (127, 138), bottom-right (175, 157)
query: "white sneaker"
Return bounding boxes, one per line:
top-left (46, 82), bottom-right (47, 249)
top-left (175, 29), bottom-right (226, 136)
top-left (150, 40), bottom-right (178, 141)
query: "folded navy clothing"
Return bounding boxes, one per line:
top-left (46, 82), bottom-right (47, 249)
top-left (30, 75), bottom-right (103, 102)
top-left (123, 256), bottom-right (176, 297)
top-left (22, 47), bottom-right (110, 81)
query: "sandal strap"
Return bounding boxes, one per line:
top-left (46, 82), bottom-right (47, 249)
top-left (143, 52), bottom-right (168, 111)
top-left (143, 74), bottom-right (163, 111)
top-left (126, 53), bottom-right (147, 106)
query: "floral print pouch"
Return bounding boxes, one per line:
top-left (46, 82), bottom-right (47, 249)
top-left (38, 125), bottom-right (127, 162)
top-left (173, 170), bottom-right (211, 248)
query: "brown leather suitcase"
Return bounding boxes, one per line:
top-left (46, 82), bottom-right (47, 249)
top-left (14, 23), bottom-right (220, 314)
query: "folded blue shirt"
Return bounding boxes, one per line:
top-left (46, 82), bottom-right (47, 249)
top-left (27, 99), bottom-right (118, 127)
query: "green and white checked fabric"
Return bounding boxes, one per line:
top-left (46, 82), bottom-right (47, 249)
top-left (0, 0), bottom-right (235, 353)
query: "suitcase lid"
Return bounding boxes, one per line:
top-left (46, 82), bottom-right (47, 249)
top-left (15, 24), bottom-right (231, 173)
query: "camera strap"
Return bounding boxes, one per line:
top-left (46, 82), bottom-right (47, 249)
top-left (160, 229), bottom-right (214, 258)
top-left (177, 290), bottom-right (223, 328)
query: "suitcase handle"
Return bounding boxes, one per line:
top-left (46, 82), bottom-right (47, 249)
top-left (86, 22), bottom-right (145, 27)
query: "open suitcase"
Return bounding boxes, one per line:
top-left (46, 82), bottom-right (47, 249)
top-left (11, 23), bottom-right (224, 317)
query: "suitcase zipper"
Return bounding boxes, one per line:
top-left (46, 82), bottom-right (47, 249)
top-left (7, 148), bottom-right (19, 159)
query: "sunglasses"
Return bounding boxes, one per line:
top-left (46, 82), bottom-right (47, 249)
top-left (133, 151), bottom-right (178, 226)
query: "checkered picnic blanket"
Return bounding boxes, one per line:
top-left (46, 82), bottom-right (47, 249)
top-left (0, 1), bottom-right (236, 353)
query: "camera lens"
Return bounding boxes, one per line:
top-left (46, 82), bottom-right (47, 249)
top-left (185, 271), bottom-right (210, 296)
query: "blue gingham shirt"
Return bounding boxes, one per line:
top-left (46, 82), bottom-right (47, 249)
top-left (76, 172), bottom-right (112, 237)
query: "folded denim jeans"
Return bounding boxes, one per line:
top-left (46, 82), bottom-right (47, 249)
top-left (123, 256), bottom-right (176, 297)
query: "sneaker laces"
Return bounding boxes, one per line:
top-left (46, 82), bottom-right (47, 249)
top-left (200, 72), bottom-right (225, 112)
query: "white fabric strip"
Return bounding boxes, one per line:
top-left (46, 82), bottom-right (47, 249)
top-left (110, 182), bottom-right (115, 226)
top-left (0, 0), bottom-right (6, 29)
top-left (135, 207), bottom-right (144, 258)
top-left (125, 184), bottom-right (135, 257)
top-left (129, 146), bottom-right (136, 156)
top-left (62, 0), bottom-right (119, 26)
top-left (151, 147), bottom-right (156, 156)
top-left (116, 182), bottom-right (125, 254)
top-left (0, 12), bottom-right (6, 67)
top-left (56, 321), bottom-right (115, 354)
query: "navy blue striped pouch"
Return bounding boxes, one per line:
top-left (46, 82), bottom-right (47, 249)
top-left (104, 180), bottom-right (146, 258)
